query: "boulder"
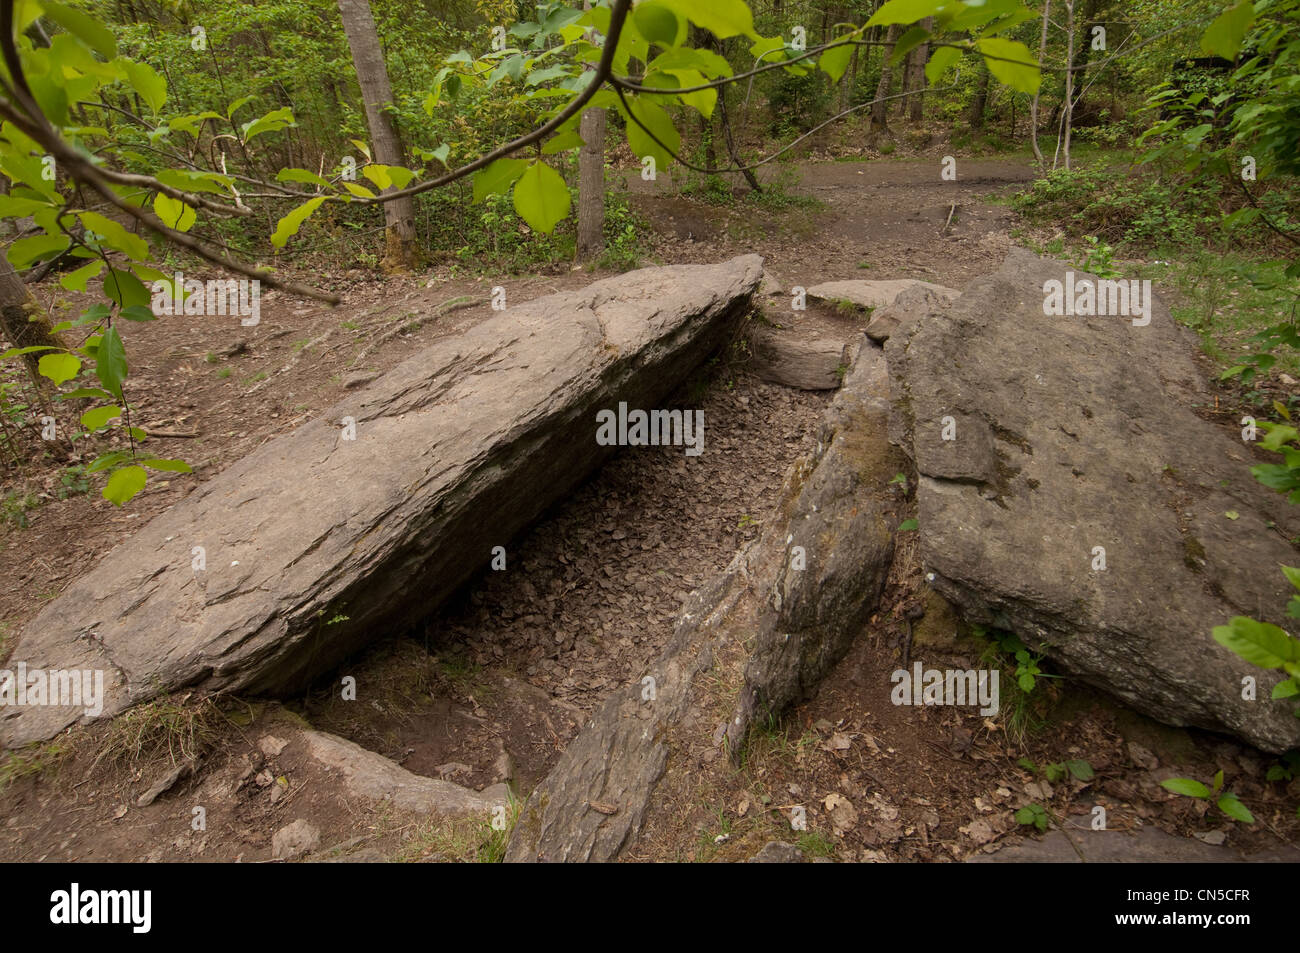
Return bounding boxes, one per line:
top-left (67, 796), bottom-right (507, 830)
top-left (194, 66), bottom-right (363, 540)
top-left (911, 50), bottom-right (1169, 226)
top-left (865, 283), bottom-right (956, 343)
top-left (0, 256), bottom-right (763, 748)
top-left (301, 730), bottom-right (507, 815)
top-left (886, 247), bottom-right (1300, 753)
top-left (726, 344), bottom-right (901, 754)
top-left (806, 278), bottom-right (958, 313)
top-left (505, 342), bottom-right (902, 862)
top-left (747, 323), bottom-right (855, 390)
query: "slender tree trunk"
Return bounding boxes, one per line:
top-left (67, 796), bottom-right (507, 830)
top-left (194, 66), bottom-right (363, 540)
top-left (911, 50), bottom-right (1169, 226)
top-left (872, 24), bottom-right (902, 130)
top-left (969, 61), bottom-right (990, 130)
top-left (337, 0), bottom-right (419, 272)
top-left (1029, 0), bottom-right (1050, 165)
top-left (717, 75), bottom-right (760, 192)
top-left (907, 17), bottom-right (932, 121)
top-left (576, 0), bottom-right (606, 261)
top-left (1054, 0), bottom-right (1075, 170)
top-left (0, 253), bottom-right (63, 382)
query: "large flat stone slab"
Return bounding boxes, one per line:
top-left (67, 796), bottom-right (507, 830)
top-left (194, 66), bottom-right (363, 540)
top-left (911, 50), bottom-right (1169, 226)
top-left (886, 247), bottom-right (1300, 753)
top-left (968, 826), bottom-right (1300, 863)
top-left (1, 257), bottom-right (763, 748)
top-left (807, 278), bottom-right (959, 312)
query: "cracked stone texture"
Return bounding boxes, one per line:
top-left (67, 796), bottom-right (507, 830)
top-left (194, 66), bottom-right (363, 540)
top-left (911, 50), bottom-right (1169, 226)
top-left (0, 256), bottom-right (763, 749)
top-left (885, 247), bottom-right (1300, 753)
top-left (505, 340), bottom-right (901, 862)
top-left (301, 729), bottom-right (508, 815)
top-left (968, 826), bottom-right (1300, 863)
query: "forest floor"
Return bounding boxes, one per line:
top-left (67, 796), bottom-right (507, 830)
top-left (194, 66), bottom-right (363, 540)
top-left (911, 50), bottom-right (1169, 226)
top-left (2, 149), bottom-right (1298, 862)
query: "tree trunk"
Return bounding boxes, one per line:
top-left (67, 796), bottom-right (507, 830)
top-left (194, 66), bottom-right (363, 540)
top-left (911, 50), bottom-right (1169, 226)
top-left (576, 0), bottom-right (606, 261)
top-left (969, 61), bottom-right (990, 130)
top-left (337, 0), bottom-right (419, 272)
top-left (871, 24), bottom-right (902, 130)
top-left (576, 104), bottom-right (606, 261)
top-left (1054, 0), bottom-right (1075, 170)
top-left (0, 252), bottom-right (63, 382)
top-left (1029, 0), bottom-right (1050, 165)
top-left (906, 17), bottom-right (932, 122)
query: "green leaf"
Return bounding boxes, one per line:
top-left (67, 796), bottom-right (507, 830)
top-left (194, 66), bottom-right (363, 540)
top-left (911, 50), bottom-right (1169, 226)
top-left (819, 39), bottom-right (854, 83)
top-left (153, 194), bottom-right (196, 232)
top-left (634, 1), bottom-right (682, 47)
top-left (86, 450), bottom-right (130, 473)
top-left (241, 107), bottom-right (296, 144)
top-left (1281, 566), bottom-right (1300, 593)
top-left (94, 325), bottom-right (128, 400)
top-left (140, 457), bottom-right (192, 473)
top-left (102, 465), bottom-right (147, 506)
top-left (512, 161), bottom-right (571, 234)
top-left (103, 268), bottom-right (150, 308)
top-left (123, 59), bottom-right (167, 114)
top-left (543, 129), bottom-right (585, 154)
top-left (8, 234), bottom-right (70, 269)
top-left (276, 168), bottom-right (333, 189)
top-left (59, 260), bottom-right (103, 292)
top-left (362, 164), bottom-right (417, 190)
top-left (1161, 778), bottom-right (1210, 798)
top-left (119, 305), bottom-right (157, 322)
top-left (1272, 678), bottom-right (1299, 699)
top-left (659, 0), bottom-right (758, 40)
top-left (271, 196), bottom-right (328, 248)
top-left (1064, 759), bottom-right (1095, 781)
top-left (1213, 769), bottom-right (1224, 793)
top-left (342, 182), bottom-right (376, 199)
top-left (975, 38), bottom-right (1041, 94)
top-left (38, 352), bottom-right (81, 386)
top-left (473, 157), bottom-right (529, 203)
top-left (1200, 0), bottom-right (1254, 59)
top-left (0, 345), bottom-right (56, 360)
top-left (925, 45), bottom-right (962, 84)
top-left (898, 518), bottom-right (919, 531)
top-left (624, 96), bottom-right (679, 169)
top-left (80, 211), bottom-right (150, 260)
top-left (867, 0), bottom-right (948, 27)
top-left (890, 25), bottom-right (931, 66)
top-left (42, 1), bottom-right (118, 58)
top-left (1212, 616), bottom-right (1299, 668)
top-left (1216, 793), bottom-right (1255, 823)
top-left (1017, 672), bottom-right (1035, 692)
top-left (80, 405), bottom-right (122, 431)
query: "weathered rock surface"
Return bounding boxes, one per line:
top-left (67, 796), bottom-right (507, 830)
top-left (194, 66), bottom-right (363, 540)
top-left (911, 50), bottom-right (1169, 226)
top-left (807, 278), bottom-right (959, 313)
top-left (745, 840), bottom-right (806, 863)
top-left (301, 729), bottom-right (507, 815)
top-left (747, 323), bottom-right (854, 390)
top-left (886, 247), bottom-right (1300, 753)
top-left (864, 283), bottom-right (957, 343)
top-left (505, 338), bottom-right (902, 862)
top-left (968, 826), bottom-right (1300, 863)
top-left (727, 343), bottom-right (901, 754)
top-left (271, 818), bottom-right (320, 861)
top-left (0, 256), bottom-right (763, 748)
